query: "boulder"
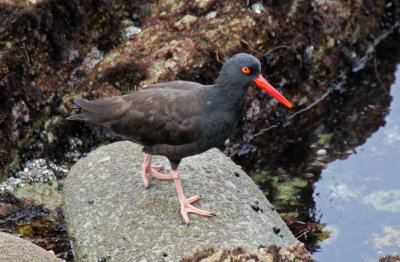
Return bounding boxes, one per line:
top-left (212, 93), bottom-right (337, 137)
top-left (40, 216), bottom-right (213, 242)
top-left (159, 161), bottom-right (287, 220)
top-left (63, 141), bottom-right (297, 261)
top-left (0, 231), bottom-right (64, 262)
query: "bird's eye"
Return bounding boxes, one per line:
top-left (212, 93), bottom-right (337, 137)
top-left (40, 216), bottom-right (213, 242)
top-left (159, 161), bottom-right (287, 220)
top-left (241, 67), bottom-right (251, 74)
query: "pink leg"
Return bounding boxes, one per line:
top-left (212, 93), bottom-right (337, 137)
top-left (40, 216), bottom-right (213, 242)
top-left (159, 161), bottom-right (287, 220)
top-left (141, 154), bottom-right (172, 188)
top-left (171, 169), bottom-right (213, 223)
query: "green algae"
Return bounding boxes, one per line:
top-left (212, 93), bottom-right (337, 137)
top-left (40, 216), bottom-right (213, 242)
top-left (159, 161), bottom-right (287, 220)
top-left (13, 180), bottom-right (63, 209)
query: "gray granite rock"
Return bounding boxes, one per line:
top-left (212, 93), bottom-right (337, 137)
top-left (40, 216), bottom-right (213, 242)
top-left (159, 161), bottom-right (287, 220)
top-left (0, 231), bottom-right (64, 262)
top-left (63, 141), bottom-right (297, 261)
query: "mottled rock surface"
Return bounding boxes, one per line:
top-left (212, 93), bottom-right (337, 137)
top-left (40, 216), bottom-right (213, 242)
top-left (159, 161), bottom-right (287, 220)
top-left (63, 141), bottom-right (298, 261)
top-left (0, 231), bottom-right (64, 262)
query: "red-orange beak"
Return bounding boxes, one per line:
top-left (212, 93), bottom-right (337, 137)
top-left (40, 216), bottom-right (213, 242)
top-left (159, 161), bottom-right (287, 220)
top-left (253, 75), bottom-right (292, 108)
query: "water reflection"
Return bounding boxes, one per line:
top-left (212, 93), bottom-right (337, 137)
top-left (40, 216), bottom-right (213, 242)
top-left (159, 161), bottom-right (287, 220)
top-left (313, 67), bottom-right (400, 261)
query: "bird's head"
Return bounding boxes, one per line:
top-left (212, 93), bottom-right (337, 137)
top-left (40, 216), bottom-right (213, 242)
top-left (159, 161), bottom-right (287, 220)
top-left (217, 53), bottom-right (292, 108)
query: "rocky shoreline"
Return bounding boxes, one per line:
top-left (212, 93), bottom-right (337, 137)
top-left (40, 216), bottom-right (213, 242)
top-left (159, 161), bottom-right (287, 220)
top-left (1, 0), bottom-right (399, 260)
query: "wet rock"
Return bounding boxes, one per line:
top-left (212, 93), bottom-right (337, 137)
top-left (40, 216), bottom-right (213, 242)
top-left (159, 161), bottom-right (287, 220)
top-left (0, 191), bottom-right (71, 260)
top-left (250, 3), bottom-right (265, 14)
top-left (316, 149), bottom-right (327, 156)
top-left (326, 37), bottom-right (335, 49)
top-left (63, 141), bottom-right (298, 261)
top-left (0, 231), bottom-right (64, 262)
top-left (0, 158), bottom-right (68, 193)
top-left (205, 11), bottom-right (218, 20)
top-left (193, 0), bottom-right (215, 10)
top-left (174, 15), bottom-right (198, 32)
top-left (0, 158), bottom-right (69, 193)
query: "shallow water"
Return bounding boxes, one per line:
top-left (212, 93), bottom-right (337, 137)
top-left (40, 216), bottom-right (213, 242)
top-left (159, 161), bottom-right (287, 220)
top-left (313, 67), bottom-right (400, 261)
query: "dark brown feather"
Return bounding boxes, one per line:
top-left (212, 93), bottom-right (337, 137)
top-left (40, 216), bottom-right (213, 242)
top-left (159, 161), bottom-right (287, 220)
top-left (68, 81), bottom-right (207, 149)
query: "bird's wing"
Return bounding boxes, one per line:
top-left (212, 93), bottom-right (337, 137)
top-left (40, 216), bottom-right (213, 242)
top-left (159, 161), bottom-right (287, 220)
top-left (69, 82), bottom-right (207, 146)
top-left (115, 86), bottom-right (206, 146)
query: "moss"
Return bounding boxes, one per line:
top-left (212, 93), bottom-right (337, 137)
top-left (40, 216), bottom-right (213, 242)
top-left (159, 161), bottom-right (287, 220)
top-left (379, 254), bottom-right (400, 262)
top-left (13, 180), bottom-right (63, 209)
top-left (313, 134), bottom-right (333, 147)
top-left (182, 243), bottom-right (316, 261)
top-left (275, 177), bottom-right (309, 205)
top-left (252, 171), bottom-right (311, 210)
top-left (7, 149), bottom-right (21, 173)
top-left (282, 214), bottom-right (329, 252)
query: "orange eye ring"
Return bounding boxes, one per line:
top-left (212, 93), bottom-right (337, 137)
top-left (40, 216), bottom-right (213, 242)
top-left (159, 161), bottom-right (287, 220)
top-left (241, 67), bottom-right (251, 74)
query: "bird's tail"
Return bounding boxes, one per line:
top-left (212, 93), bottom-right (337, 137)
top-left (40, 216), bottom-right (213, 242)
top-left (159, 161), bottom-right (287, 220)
top-left (67, 97), bottom-right (127, 125)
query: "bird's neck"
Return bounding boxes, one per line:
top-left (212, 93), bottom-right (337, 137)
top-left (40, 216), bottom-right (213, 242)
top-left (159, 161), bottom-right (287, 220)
top-left (214, 77), bottom-right (249, 98)
top-left (211, 80), bottom-right (249, 114)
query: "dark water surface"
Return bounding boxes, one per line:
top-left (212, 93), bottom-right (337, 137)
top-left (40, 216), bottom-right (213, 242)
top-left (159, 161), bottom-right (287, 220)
top-left (313, 67), bottom-right (400, 261)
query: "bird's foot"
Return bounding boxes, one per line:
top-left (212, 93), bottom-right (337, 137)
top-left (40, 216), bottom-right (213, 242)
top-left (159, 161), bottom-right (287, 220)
top-left (179, 195), bottom-right (213, 223)
top-left (171, 169), bottom-right (213, 223)
top-left (141, 154), bottom-right (172, 188)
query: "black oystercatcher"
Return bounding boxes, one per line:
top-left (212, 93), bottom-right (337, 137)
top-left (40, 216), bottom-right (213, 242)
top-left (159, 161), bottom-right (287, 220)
top-left (68, 53), bottom-right (292, 223)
